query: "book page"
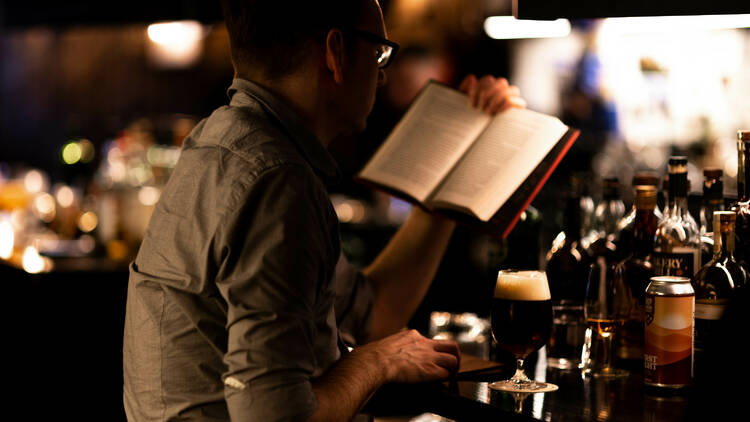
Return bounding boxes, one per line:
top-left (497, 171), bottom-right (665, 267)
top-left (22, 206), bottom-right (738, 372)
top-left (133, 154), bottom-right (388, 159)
top-left (430, 108), bottom-right (568, 220)
top-left (357, 83), bottom-right (491, 203)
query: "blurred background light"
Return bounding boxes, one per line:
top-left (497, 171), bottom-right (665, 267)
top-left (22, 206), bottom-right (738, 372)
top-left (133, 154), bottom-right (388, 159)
top-left (146, 20), bottom-right (205, 68)
top-left (55, 185), bottom-right (75, 208)
top-left (0, 220), bottom-right (14, 259)
top-left (62, 142), bottom-right (82, 165)
top-left (23, 170), bottom-right (46, 193)
top-left (601, 14), bottom-right (750, 35)
top-left (78, 211), bottom-right (99, 233)
top-left (484, 16), bottom-right (571, 39)
top-left (22, 246), bottom-right (49, 274)
top-left (137, 186), bottom-right (161, 206)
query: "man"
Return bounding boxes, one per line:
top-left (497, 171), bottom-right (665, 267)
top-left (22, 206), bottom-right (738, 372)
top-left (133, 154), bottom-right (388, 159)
top-left (123, 1), bottom-right (525, 421)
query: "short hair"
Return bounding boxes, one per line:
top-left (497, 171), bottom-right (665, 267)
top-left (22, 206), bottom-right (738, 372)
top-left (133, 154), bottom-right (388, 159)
top-left (221, 0), bottom-right (369, 79)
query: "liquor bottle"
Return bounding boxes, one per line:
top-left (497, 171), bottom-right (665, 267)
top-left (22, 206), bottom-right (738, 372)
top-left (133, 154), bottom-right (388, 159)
top-left (615, 185), bottom-right (658, 364)
top-left (585, 177), bottom-right (623, 261)
top-left (653, 156), bottom-right (701, 278)
top-left (699, 168), bottom-right (724, 266)
top-left (615, 173), bottom-right (662, 261)
top-left (731, 130), bottom-right (750, 273)
top-left (693, 211), bottom-right (747, 380)
top-left (546, 193), bottom-right (591, 302)
top-left (572, 173), bottom-right (595, 248)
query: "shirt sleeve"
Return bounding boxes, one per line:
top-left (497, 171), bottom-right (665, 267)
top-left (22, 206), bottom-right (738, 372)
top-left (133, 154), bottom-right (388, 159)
top-left (213, 163), bottom-right (338, 422)
top-left (332, 253), bottom-right (374, 346)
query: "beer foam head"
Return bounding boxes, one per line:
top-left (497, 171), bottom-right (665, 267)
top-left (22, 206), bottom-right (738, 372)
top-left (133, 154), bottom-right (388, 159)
top-left (494, 270), bottom-right (551, 301)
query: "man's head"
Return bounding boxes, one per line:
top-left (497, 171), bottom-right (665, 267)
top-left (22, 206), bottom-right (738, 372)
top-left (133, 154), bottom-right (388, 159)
top-left (221, 0), bottom-right (372, 80)
top-left (221, 0), bottom-right (395, 140)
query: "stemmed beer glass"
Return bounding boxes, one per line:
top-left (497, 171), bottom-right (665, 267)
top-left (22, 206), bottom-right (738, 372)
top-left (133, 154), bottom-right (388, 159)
top-left (489, 270), bottom-right (557, 393)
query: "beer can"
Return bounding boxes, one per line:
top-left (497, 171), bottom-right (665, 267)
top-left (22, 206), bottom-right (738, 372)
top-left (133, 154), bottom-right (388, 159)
top-left (644, 276), bottom-right (694, 389)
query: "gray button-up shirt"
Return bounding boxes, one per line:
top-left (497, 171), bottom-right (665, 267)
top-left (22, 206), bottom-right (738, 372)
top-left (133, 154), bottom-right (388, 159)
top-left (123, 79), bottom-right (374, 422)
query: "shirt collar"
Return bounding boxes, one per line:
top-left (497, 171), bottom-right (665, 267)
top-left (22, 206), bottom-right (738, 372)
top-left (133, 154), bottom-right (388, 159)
top-left (227, 78), bottom-right (342, 186)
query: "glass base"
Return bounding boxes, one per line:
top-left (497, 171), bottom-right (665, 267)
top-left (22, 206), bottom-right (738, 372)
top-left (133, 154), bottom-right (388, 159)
top-left (489, 380), bottom-right (559, 393)
top-left (586, 367), bottom-right (629, 378)
top-left (547, 357), bottom-right (580, 370)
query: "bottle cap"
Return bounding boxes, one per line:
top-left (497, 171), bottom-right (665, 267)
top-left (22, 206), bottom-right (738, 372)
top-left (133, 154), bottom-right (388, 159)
top-left (634, 185), bottom-right (657, 209)
top-left (668, 156), bottom-right (688, 166)
top-left (738, 130), bottom-right (750, 141)
top-left (703, 168), bottom-right (723, 179)
top-left (714, 211), bottom-right (736, 223)
top-left (632, 172), bottom-right (659, 187)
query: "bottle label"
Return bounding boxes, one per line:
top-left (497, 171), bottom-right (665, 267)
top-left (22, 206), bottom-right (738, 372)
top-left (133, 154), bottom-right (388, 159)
top-left (644, 294), bottom-right (694, 386)
top-left (652, 247), bottom-right (700, 277)
top-left (694, 302), bottom-right (726, 321)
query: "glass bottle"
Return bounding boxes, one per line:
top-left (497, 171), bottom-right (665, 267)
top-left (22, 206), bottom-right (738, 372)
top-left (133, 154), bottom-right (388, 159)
top-left (693, 211), bottom-right (747, 380)
top-left (699, 168), bottom-right (724, 266)
top-left (615, 185), bottom-right (658, 364)
top-left (546, 193), bottom-right (591, 302)
top-left (585, 177), bottom-right (623, 262)
top-left (731, 131), bottom-right (750, 273)
top-left (653, 156), bottom-right (701, 278)
top-left (616, 173), bottom-right (662, 261)
top-left (572, 173), bottom-right (595, 248)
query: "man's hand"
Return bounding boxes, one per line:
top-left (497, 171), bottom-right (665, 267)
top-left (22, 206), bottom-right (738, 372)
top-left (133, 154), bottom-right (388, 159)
top-left (357, 329), bottom-right (460, 383)
top-left (459, 74), bottom-right (526, 115)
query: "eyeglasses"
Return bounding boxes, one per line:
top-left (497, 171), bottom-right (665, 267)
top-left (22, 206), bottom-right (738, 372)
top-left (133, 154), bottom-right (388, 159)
top-left (347, 28), bottom-right (400, 69)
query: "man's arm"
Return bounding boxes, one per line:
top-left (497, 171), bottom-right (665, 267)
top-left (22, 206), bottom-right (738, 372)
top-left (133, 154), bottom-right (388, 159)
top-left (363, 75), bottom-right (525, 342)
top-left (306, 329), bottom-right (460, 422)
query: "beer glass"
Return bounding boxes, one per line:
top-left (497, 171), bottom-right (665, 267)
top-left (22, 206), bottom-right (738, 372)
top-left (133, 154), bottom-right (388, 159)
top-left (583, 257), bottom-right (630, 378)
top-left (489, 270), bottom-right (557, 392)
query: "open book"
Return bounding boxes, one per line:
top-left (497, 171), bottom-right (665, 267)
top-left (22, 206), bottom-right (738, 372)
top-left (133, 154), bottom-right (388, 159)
top-left (355, 81), bottom-right (579, 238)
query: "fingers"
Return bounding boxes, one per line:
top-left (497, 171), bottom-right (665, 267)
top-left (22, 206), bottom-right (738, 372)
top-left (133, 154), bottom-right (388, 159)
top-left (458, 74), bottom-right (477, 96)
top-left (462, 74), bottom-right (525, 115)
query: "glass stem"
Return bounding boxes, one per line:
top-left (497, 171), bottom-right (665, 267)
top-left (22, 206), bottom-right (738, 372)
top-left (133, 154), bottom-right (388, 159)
top-left (510, 358), bottom-right (530, 384)
top-left (601, 333), bottom-right (614, 371)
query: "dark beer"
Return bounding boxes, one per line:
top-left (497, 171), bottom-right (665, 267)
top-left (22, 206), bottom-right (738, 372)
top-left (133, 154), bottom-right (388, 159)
top-left (491, 271), bottom-right (552, 359)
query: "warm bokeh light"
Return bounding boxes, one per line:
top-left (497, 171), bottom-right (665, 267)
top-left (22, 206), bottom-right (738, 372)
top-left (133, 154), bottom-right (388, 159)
top-left (0, 220), bottom-right (14, 259)
top-left (484, 17), bottom-right (571, 39)
top-left (62, 142), bottom-right (83, 165)
top-left (33, 193), bottom-right (56, 222)
top-left (138, 186), bottom-right (161, 206)
top-left (55, 185), bottom-right (75, 208)
top-left (22, 246), bottom-right (46, 274)
top-left (78, 139), bottom-right (96, 163)
top-left (78, 211), bottom-right (99, 233)
top-left (146, 21), bottom-right (205, 68)
top-left (24, 170), bottom-right (45, 193)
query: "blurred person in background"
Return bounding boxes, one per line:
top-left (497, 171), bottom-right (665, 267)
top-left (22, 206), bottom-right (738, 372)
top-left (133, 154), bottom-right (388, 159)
top-left (122, 1), bottom-right (525, 421)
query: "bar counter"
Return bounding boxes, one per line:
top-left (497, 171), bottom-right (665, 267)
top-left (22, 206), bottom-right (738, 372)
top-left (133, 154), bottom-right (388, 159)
top-left (369, 351), bottom-right (697, 421)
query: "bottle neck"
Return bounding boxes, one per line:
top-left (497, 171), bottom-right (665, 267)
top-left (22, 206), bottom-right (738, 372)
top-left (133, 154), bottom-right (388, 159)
top-left (738, 141), bottom-right (750, 201)
top-left (713, 225), bottom-right (736, 259)
top-left (667, 196), bottom-right (689, 216)
top-left (633, 208), bottom-right (657, 256)
top-left (668, 172), bottom-right (688, 209)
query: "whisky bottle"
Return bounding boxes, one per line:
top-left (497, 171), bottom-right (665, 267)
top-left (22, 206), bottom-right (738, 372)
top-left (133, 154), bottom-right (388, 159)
top-left (546, 193), bottom-right (591, 302)
top-left (585, 177), bottom-right (623, 261)
top-left (699, 168), bottom-right (724, 266)
top-left (693, 211), bottom-right (747, 379)
top-left (616, 172), bottom-right (662, 261)
top-left (615, 185), bottom-right (658, 363)
top-left (731, 131), bottom-right (750, 273)
top-left (653, 156), bottom-right (701, 278)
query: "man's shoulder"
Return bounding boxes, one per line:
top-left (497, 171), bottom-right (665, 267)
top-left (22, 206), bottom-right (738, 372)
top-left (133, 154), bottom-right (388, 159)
top-left (189, 102), bottom-right (303, 170)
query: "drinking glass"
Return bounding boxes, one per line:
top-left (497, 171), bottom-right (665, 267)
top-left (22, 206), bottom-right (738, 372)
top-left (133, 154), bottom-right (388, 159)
top-left (583, 257), bottom-right (630, 378)
top-left (489, 270), bottom-right (557, 392)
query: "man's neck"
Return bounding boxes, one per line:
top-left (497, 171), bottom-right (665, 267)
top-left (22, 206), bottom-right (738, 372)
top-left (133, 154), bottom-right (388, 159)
top-left (241, 71), bottom-right (336, 148)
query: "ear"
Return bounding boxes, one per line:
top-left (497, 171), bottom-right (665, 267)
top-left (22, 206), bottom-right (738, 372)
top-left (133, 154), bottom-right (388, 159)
top-left (325, 28), bottom-right (345, 84)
